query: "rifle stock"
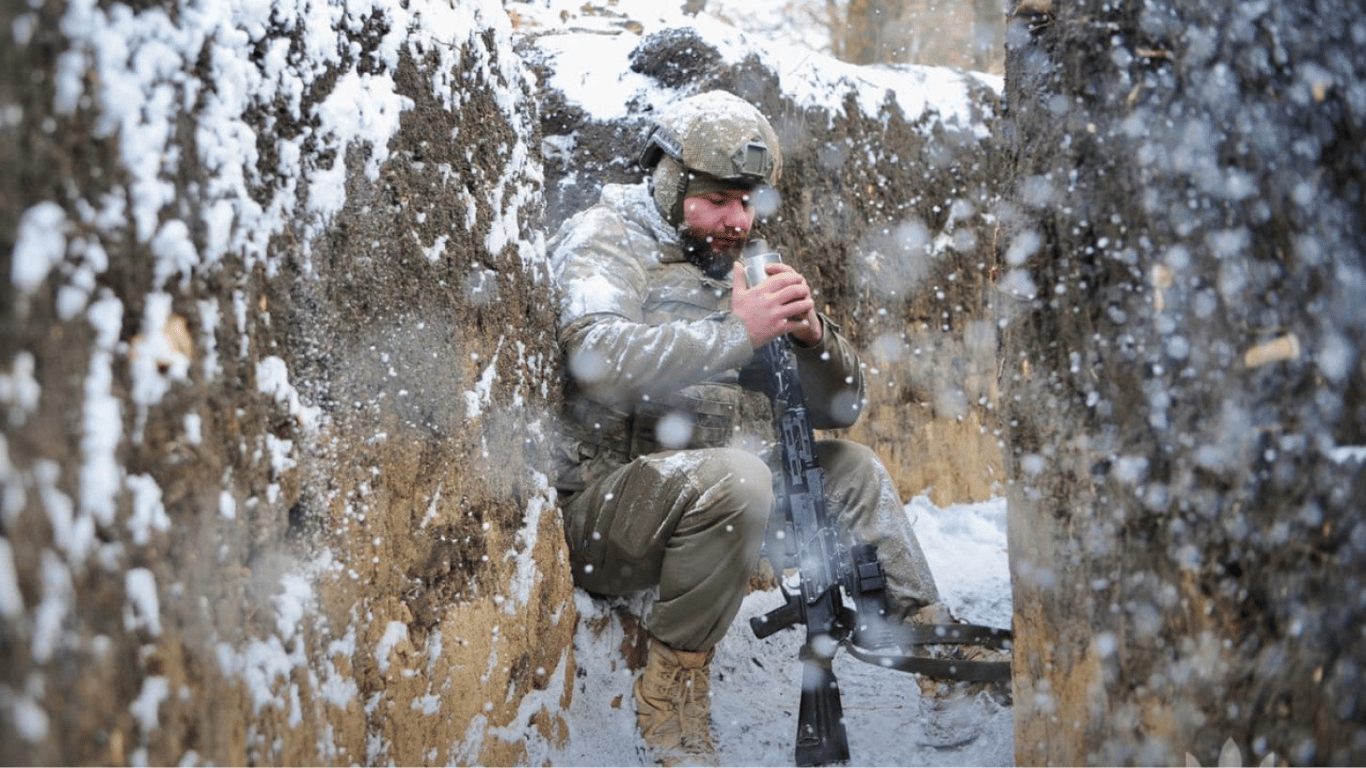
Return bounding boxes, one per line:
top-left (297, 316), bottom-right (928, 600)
top-left (796, 648), bottom-right (848, 767)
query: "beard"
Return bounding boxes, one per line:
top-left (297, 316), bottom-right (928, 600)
top-left (679, 227), bottom-right (747, 280)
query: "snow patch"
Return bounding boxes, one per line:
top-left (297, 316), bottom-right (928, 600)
top-left (123, 567), bottom-right (163, 637)
top-left (10, 202), bottom-right (69, 297)
top-left (256, 356), bottom-right (322, 431)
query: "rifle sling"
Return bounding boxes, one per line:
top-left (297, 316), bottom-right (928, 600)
top-left (882, 622), bottom-right (1012, 648)
top-left (845, 622), bottom-right (1013, 683)
top-left (846, 645), bottom-right (1013, 682)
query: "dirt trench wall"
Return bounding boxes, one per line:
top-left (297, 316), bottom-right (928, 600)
top-left (520, 23), bottom-right (1010, 506)
top-left (999, 0), bottom-right (1366, 764)
top-left (1, 1), bottom-right (575, 765)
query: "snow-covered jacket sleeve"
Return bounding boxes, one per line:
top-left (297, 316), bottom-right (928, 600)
top-left (790, 315), bottom-right (865, 429)
top-left (552, 207), bottom-right (755, 406)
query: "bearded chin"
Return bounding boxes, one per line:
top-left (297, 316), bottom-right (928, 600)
top-left (679, 228), bottom-right (745, 280)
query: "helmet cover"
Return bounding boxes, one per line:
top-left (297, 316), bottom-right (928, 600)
top-left (640, 91), bottom-right (782, 225)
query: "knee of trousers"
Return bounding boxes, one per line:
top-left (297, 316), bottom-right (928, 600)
top-left (815, 438), bottom-right (877, 474)
top-left (682, 448), bottom-right (774, 541)
top-left (815, 439), bottom-right (885, 497)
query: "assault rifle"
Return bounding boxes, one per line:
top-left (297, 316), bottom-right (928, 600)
top-left (741, 240), bottom-right (1012, 767)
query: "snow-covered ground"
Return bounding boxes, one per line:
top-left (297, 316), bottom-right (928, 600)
top-left (546, 495), bottom-right (1014, 767)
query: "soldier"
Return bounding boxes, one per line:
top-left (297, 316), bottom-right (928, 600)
top-left (549, 90), bottom-right (956, 765)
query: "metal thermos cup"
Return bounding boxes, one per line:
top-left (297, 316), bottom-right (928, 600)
top-left (742, 239), bottom-right (782, 287)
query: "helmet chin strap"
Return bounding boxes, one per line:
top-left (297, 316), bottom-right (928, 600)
top-left (672, 170), bottom-right (689, 227)
top-left (646, 155), bottom-right (690, 227)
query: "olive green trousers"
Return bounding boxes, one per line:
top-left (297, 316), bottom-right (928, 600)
top-left (561, 439), bottom-right (941, 652)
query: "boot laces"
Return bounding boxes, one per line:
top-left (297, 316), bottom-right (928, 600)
top-left (676, 667), bottom-right (712, 750)
top-left (637, 643), bottom-right (717, 763)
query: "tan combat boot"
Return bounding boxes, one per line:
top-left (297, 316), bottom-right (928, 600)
top-left (634, 637), bottom-right (717, 766)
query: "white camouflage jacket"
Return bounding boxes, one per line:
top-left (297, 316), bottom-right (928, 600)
top-left (549, 182), bottom-right (866, 493)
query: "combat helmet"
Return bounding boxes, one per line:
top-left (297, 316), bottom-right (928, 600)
top-left (639, 90), bottom-right (782, 226)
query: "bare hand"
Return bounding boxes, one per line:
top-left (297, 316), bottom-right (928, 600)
top-left (731, 261), bottom-right (823, 348)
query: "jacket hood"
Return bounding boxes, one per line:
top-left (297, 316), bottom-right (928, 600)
top-left (599, 182), bottom-right (686, 258)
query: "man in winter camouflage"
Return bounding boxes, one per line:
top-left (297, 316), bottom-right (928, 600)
top-left (549, 90), bottom-right (959, 765)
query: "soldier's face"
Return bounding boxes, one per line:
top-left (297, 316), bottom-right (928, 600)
top-left (682, 188), bottom-right (756, 256)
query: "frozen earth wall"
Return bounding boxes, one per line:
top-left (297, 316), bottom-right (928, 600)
top-left (999, 0), bottom-right (1366, 764)
top-left (1, 0), bottom-right (574, 764)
